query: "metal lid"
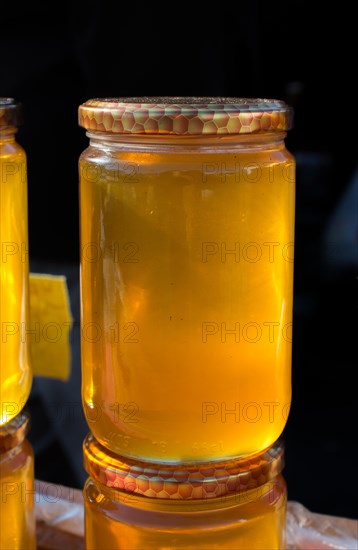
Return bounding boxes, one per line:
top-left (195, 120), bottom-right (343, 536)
top-left (0, 98), bottom-right (23, 128)
top-left (84, 435), bottom-right (284, 500)
top-left (78, 97), bottom-right (293, 136)
top-left (0, 410), bottom-right (30, 453)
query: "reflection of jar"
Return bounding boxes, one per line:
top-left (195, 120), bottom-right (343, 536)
top-left (0, 99), bottom-right (32, 426)
top-left (84, 435), bottom-right (286, 549)
top-left (0, 411), bottom-right (36, 549)
top-left (78, 98), bottom-right (295, 462)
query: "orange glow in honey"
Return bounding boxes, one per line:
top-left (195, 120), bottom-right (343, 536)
top-left (80, 132), bottom-right (295, 462)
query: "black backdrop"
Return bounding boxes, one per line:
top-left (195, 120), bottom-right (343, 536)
top-left (1, 1), bottom-right (357, 518)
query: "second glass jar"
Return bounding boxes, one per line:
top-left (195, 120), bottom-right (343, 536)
top-left (0, 99), bottom-right (32, 426)
top-left (78, 98), bottom-right (295, 463)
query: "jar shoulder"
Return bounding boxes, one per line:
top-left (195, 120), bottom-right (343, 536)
top-left (0, 139), bottom-right (26, 161)
top-left (79, 143), bottom-right (295, 166)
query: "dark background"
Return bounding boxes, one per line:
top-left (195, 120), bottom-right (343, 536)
top-left (1, 2), bottom-right (357, 518)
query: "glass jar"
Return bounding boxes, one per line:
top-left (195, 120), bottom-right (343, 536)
top-left (0, 411), bottom-right (36, 549)
top-left (84, 434), bottom-right (286, 550)
top-left (78, 98), bottom-right (295, 462)
top-left (0, 99), bottom-right (32, 426)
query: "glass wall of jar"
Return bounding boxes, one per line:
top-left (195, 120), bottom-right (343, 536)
top-left (78, 98), bottom-right (295, 463)
top-left (0, 411), bottom-right (36, 549)
top-left (0, 99), bottom-right (32, 426)
top-left (84, 434), bottom-right (286, 550)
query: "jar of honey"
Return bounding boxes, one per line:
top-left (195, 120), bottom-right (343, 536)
top-left (78, 98), bottom-right (295, 463)
top-left (0, 411), bottom-right (36, 549)
top-left (84, 434), bottom-right (286, 549)
top-left (0, 99), bottom-right (32, 426)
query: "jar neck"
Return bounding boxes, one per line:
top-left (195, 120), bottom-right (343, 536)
top-left (87, 131), bottom-right (286, 153)
top-left (0, 126), bottom-right (17, 143)
top-left (91, 476), bottom-right (284, 512)
top-left (0, 411), bottom-right (29, 453)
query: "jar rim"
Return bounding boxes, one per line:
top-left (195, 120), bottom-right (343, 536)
top-left (83, 435), bottom-right (284, 500)
top-left (0, 98), bottom-right (23, 128)
top-left (0, 410), bottom-right (30, 452)
top-left (78, 97), bottom-right (293, 136)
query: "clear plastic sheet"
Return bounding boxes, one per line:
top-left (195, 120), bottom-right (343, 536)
top-left (286, 502), bottom-right (358, 550)
top-left (35, 482), bottom-right (358, 549)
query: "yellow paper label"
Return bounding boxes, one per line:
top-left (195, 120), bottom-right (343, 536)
top-left (29, 274), bottom-right (73, 381)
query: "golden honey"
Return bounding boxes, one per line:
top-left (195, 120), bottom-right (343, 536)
top-left (0, 99), bottom-right (32, 426)
top-left (79, 98), bottom-right (295, 462)
top-left (84, 434), bottom-right (286, 550)
top-left (0, 411), bottom-right (36, 549)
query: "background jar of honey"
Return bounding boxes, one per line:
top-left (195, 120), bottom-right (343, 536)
top-left (78, 98), bottom-right (295, 463)
top-left (0, 99), bottom-right (32, 426)
top-left (84, 434), bottom-right (286, 550)
top-left (0, 411), bottom-right (36, 549)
